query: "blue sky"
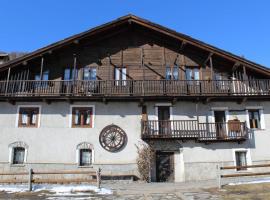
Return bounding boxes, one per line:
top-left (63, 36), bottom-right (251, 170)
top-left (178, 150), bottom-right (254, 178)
top-left (1, 0), bottom-right (270, 67)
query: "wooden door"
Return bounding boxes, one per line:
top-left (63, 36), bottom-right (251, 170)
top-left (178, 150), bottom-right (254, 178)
top-left (156, 152), bottom-right (174, 182)
top-left (158, 106), bottom-right (170, 135)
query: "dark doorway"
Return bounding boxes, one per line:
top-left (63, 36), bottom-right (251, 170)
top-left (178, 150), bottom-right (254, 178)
top-left (156, 151), bottom-right (174, 182)
top-left (158, 106), bottom-right (170, 135)
top-left (214, 111), bottom-right (226, 138)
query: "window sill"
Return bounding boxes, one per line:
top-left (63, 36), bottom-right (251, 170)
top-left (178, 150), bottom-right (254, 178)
top-left (10, 164), bottom-right (25, 167)
top-left (77, 165), bottom-right (93, 168)
top-left (250, 128), bottom-right (265, 131)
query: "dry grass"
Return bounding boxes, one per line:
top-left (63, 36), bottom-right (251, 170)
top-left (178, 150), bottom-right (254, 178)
top-left (206, 183), bottom-right (270, 200)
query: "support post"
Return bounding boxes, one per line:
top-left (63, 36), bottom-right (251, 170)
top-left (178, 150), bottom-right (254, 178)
top-left (5, 67), bottom-right (11, 95)
top-left (141, 48), bottom-right (145, 95)
top-left (73, 54), bottom-right (77, 81)
top-left (209, 56), bottom-right (213, 80)
top-left (39, 57), bottom-right (44, 80)
top-left (216, 164), bottom-right (221, 189)
top-left (96, 168), bottom-right (101, 189)
top-left (28, 168), bottom-right (33, 192)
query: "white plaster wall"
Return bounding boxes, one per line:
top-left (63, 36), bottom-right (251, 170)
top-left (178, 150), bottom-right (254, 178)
top-left (0, 100), bottom-right (270, 181)
top-left (0, 102), bottom-right (141, 165)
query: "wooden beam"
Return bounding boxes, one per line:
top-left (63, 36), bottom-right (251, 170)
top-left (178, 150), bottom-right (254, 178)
top-left (39, 57), bottom-right (44, 80)
top-left (232, 62), bottom-right (240, 72)
top-left (203, 52), bottom-right (214, 66)
top-left (179, 41), bottom-right (187, 52)
top-left (5, 67), bottom-right (11, 95)
top-left (209, 56), bottom-right (214, 80)
top-left (72, 54), bottom-right (77, 81)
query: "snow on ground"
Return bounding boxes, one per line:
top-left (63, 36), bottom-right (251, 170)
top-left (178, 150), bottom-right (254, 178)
top-left (229, 178), bottom-right (270, 185)
top-left (0, 184), bottom-right (112, 195)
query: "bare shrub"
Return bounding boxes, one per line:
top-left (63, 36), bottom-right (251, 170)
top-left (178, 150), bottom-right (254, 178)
top-left (136, 142), bottom-right (155, 182)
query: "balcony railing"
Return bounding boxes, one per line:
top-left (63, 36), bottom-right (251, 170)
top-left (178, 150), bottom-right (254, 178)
top-left (141, 120), bottom-right (248, 142)
top-left (0, 79), bottom-right (270, 97)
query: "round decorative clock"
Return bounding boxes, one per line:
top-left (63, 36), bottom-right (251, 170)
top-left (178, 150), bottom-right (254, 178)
top-left (99, 124), bottom-right (127, 152)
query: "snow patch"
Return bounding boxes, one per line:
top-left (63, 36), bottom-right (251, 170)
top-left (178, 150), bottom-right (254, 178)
top-left (229, 178), bottom-right (270, 185)
top-left (0, 184), bottom-right (112, 195)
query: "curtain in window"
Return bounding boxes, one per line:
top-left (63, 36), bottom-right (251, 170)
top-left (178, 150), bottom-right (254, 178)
top-left (165, 66), bottom-right (171, 80)
top-left (172, 66), bottom-right (179, 80)
top-left (22, 112), bottom-right (28, 124)
top-left (75, 110), bottom-right (79, 125)
top-left (121, 68), bottom-right (127, 86)
top-left (86, 111), bottom-right (91, 125)
top-left (194, 68), bottom-right (200, 80)
top-left (31, 113), bottom-right (37, 125)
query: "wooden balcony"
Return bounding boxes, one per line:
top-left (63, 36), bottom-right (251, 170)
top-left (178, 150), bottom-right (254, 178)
top-left (0, 79), bottom-right (269, 100)
top-left (141, 120), bottom-right (248, 142)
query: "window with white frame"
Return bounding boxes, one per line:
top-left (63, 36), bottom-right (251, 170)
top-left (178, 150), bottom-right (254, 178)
top-left (246, 108), bottom-right (265, 129)
top-left (79, 149), bottom-right (92, 166)
top-left (13, 147), bottom-right (25, 164)
top-left (235, 151), bottom-right (247, 171)
top-left (9, 141), bottom-right (28, 165)
top-left (114, 67), bottom-right (127, 86)
top-left (76, 142), bottom-right (93, 167)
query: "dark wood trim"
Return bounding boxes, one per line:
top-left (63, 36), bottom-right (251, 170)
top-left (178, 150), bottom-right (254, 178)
top-left (71, 107), bottom-right (93, 128)
top-left (18, 107), bottom-right (40, 128)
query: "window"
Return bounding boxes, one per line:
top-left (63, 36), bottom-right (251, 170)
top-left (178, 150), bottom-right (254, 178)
top-left (64, 68), bottom-right (78, 80)
top-left (235, 151), bottom-right (247, 171)
top-left (35, 70), bottom-right (49, 81)
top-left (72, 107), bottom-right (93, 128)
top-left (83, 67), bottom-right (97, 80)
top-left (185, 67), bottom-right (200, 84)
top-left (18, 107), bottom-right (40, 128)
top-left (114, 67), bottom-right (127, 86)
top-left (76, 142), bottom-right (94, 167)
top-left (79, 149), bottom-right (92, 166)
top-left (248, 110), bottom-right (261, 129)
top-left (13, 147), bottom-right (25, 164)
top-left (165, 66), bottom-right (179, 80)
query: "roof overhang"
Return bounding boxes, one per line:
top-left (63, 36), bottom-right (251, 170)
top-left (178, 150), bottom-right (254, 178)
top-left (0, 14), bottom-right (269, 76)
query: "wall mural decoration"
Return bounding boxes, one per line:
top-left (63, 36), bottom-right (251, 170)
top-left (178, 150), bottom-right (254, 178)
top-left (99, 124), bottom-right (127, 152)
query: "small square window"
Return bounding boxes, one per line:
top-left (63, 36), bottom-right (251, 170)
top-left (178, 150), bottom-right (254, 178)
top-left (248, 110), bottom-right (261, 129)
top-left (18, 107), bottom-right (40, 128)
top-left (79, 149), bottom-right (92, 166)
top-left (235, 151), bottom-right (247, 171)
top-left (13, 147), bottom-right (25, 164)
top-left (72, 107), bottom-right (93, 128)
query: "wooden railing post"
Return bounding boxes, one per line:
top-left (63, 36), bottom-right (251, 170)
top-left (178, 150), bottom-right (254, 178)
top-left (96, 168), bottom-right (101, 189)
top-left (28, 168), bottom-right (33, 192)
top-left (217, 164), bottom-right (222, 189)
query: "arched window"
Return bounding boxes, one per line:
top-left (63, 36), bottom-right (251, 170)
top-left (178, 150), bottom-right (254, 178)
top-left (76, 142), bottom-right (94, 167)
top-left (8, 141), bottom-right (28, 165)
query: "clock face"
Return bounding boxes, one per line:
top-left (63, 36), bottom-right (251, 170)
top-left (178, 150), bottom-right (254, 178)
top-left (99, 125), bottom-right (127, 152)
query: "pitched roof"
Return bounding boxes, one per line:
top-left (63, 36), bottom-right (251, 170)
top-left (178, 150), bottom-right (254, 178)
top-left (0, 14), bottom-right (269, 75)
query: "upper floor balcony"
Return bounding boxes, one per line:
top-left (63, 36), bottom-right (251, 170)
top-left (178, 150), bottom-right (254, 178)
top-left (141, 120), bottom-right (248, 143)
top-left (0, 79), bottom-right (270, 100)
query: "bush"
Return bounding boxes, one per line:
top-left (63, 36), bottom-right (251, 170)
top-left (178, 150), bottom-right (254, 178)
top-left (136, 142), bottom-right (155, 182)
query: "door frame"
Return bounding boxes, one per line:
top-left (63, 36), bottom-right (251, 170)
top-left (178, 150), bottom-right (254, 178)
top-left (211, 107), bottom-right (229, 137)
top-left (155, 103), bottom-right (173, 121)
top-left (155, 151), bottom-right (175, 182)
top-left (154, 103), bottom-right (173, 133)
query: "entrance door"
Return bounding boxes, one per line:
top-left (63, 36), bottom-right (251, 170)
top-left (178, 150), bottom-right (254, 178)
top-left (158, 106), bottom-right (170, 135)
top-left (156, 152), bottom-right (174, 182)
top-left (214, 111), bottom-right (226, 138)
